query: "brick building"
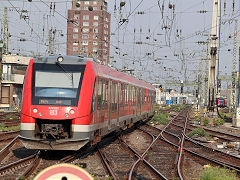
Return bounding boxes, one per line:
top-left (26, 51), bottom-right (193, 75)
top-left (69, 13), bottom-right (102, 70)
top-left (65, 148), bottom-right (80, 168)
top-left (67, 0), bottom-right (111, 64)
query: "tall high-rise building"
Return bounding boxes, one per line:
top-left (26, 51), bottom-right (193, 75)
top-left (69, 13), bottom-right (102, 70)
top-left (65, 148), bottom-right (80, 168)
top-left (67, 0), bottom-right (111, 64)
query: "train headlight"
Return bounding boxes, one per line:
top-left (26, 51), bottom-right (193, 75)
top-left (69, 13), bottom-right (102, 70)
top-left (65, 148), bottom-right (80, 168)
top-left (57, 56), bottom-right (64, 63)
top-left (65, 113), bottom-right (69, 117)
top-left (33, 108), bottom-right (38, 113)
top-left (69, 109), bottom-right (75, 114)
top-left (38, 112), bottom-right (42, 116)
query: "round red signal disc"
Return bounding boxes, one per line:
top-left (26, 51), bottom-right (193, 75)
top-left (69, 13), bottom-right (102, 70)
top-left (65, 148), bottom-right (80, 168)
top-left (34, 163), bottom-right (93, 180)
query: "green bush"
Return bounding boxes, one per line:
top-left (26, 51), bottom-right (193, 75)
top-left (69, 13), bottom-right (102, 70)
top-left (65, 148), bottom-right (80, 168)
top-left (203, 118), bottom-right (210, 126)
top-left (200, 166), bottom-right (238, 180)
top-left (0, 124), bottom-right (20, 131)
top-left (194, 115), bottom-right (201, 122)
top-left (187, 127), bottom-right (209, 138)
top-left (4, 115), bottom-right (19, 120)
top-left (214, 118), bottom-right (225, 126)
top-left (152, 112), bottom-right (170, 125)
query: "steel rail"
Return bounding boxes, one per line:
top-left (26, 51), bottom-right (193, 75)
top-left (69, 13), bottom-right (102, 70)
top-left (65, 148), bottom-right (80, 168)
top-left (0, 153), bottom-right (37, 174)
top-left (0, 135), bottom-right (19, 162)
top-left (21, 151), bottom-right (41, 178)
top-left (97, 148), bottom-right (118, 180)
top-left (154, 125), bottom-right (240, 174)
top-left (127, 107), bottom-right (190, 180)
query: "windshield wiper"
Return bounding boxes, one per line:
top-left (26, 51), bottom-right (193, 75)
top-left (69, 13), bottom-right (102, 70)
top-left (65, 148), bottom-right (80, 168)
top-left (55, 62), bottom-right (74, 87)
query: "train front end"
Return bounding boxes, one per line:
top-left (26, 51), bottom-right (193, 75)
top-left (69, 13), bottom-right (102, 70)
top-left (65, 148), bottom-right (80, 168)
top-left (20, 56), bottom-right (93, 150)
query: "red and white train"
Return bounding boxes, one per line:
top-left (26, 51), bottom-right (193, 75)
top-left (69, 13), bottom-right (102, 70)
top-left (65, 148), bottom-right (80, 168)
top-left (20, 56), bottom-right (156, 150)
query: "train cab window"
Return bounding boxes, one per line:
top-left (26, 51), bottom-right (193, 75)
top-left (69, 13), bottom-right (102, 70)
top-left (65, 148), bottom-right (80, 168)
top-left (97, 79), bottom-right (103, 110)
top-left (32, 63), bottom-right (85, 106)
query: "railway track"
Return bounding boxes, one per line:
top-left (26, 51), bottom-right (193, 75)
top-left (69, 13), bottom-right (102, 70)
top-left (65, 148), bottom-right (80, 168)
top-left (173, 120), bottom-right (240, 143)
top-left (0, 131), bottom-right (20, 143)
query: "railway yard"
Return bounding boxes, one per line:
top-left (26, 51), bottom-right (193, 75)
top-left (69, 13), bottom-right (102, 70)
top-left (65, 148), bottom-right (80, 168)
top-left (0, 106), bottom-right (238, 179)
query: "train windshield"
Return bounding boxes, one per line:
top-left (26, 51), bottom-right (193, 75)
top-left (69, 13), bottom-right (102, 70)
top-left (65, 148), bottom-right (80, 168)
top-left (32, 63), bottom-right (86, 106)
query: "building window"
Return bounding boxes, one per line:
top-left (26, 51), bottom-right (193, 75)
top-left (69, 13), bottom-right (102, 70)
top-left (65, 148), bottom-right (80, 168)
top-left (83, 15), bottom-right (89, 20)
top-left (93, 1), bottom-right (97, 5)
top-left (93, 7), bottom-right (97, 10)
top-left (105, 18), bottom-right (108, 22)
top-left (73, 47), bottom-right (78, 52)
top-left (94, 35), bottom-right (98, 39)
top-left (93, 41), bottom-right (98, 46)
top-left (74, 15), bottom-right (79, 20)
top-left (82, 28), bottom-right (89, 33)
top-left (83, 22), bottom-right (89, 26)
top-left (73, 28), bottom-right (79, 33)
top-left (84, 1), bottom-right (89, 5)
top-left (84, 7), bottom-right (88, 10)
top-left (93, 22), bottom-right (98, 27)
top-left (93, 28), bottom-right (98, 33)
top-left (1, 86), bottom-right (10, 104)
top-left (105, 42), bottom-right (107, 47)
top-left (81, 47), bottom-right (88, 52)
top-left (104, 36), bottom-right (107, 41)
top-left (93, 48), bottom-right (98, 52)
top-left (73, 41), bottom-right (79, 46)
top-left (82, 35), bottom-right (89, 39)
top-left (73, 34), bottom-right (78, 39)
top-left (94, 16), bottom-right (99, 20)
top-left (82, 41), bottom-right (89, 45)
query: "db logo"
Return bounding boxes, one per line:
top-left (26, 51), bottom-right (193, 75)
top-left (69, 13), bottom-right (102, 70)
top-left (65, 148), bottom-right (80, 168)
top-left (50, 110), bottom-right (58, 116)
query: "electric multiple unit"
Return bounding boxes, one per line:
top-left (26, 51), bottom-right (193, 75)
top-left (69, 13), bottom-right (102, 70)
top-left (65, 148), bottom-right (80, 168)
top-left (20, 56), bottom-right (156, 150)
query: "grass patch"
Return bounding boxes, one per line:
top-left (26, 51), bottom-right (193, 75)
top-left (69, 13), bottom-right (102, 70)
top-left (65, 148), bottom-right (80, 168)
top-left (151, 112), bottom-right (170, 125)
top-left (213, 118), bottom-right (225, 126)
top-left (4, 114), bottom-right (19, 120)
top-left (187, 127), bottom-right (209, 138)
top-left (203, 118), bottom-right (210, 126)
top-left (170, 105), bottom-right (186, 112)
top-left (194, 115), bottom-right (201, 122)
top-left (199, 166), bottom-right (238, 180)
top-left (0, 124), bottom-right (20, 131)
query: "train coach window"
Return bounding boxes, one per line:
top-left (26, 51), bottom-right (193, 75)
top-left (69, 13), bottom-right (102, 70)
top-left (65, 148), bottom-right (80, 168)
top-left (102, 80), bottom-right (108, 110)
top-left (112, 82), bottom-right (118, 112)
top-left (91, 81), bottom-right (96, 113)
top-left (97, 79), bottom-right (102, 110)
top-left (125, 84), bottom-right (129, 106)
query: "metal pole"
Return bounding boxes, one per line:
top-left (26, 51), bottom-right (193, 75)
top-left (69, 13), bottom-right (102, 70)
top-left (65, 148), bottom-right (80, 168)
top-left (207, 0), bottom-right (220, 115)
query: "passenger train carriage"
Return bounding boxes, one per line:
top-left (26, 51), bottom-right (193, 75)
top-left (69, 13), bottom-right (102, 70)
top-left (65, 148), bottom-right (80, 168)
top-left (20, 56), bottom-right (156, 150)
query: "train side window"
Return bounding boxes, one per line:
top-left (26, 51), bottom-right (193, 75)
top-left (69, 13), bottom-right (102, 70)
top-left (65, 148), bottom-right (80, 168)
top-left (102, 80), bottom-right (106, 110)
top-left (97, 79), bottom-right (102, 110)
top-left (125, 84), bottom-right (129, 106)
top-left (91, 81), bottom-right (96, 112)
top-left (112, 82), bottom-right (117, 112)
top-left (106, 80), bottom-right (109, 109)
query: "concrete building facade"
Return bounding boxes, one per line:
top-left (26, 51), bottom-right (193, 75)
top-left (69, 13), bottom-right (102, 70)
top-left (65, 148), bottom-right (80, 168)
top-left (0, 55), bottom-right (31, 111)
top-left (67, 0), bottom-right (111, 64)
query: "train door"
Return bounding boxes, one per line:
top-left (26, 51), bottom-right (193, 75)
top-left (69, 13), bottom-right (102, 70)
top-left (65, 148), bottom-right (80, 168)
top-left (108, 81), bottom-right (112, 129)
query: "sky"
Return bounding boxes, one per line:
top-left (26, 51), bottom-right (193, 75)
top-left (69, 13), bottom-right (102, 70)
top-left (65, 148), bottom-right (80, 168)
top-left (0, 0), bottom-right (239, 92)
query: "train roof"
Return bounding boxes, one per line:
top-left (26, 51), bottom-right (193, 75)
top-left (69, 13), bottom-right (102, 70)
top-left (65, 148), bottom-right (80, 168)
top-left (33, 55), bottom-right (91, 65)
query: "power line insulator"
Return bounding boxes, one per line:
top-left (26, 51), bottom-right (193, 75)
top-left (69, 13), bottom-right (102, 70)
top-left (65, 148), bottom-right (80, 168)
top-left (120, 1), bottom-right (126, 7)
top-left (76, 2), bottom-right (80, 7)
top-left (88, 6), bottom-right (93, 11)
